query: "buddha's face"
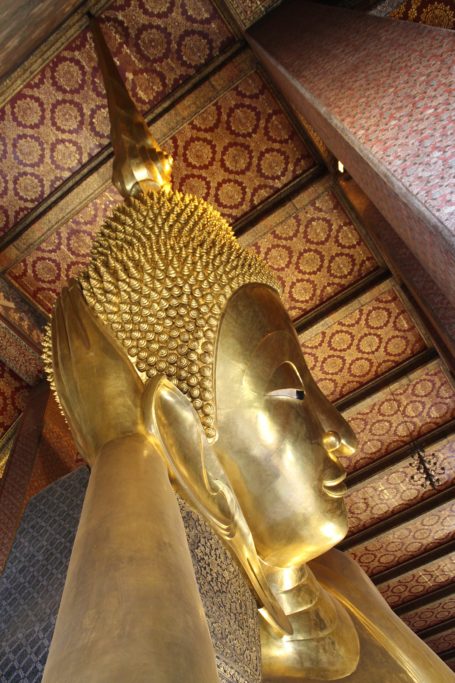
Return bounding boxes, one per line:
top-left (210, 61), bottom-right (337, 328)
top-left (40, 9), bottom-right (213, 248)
top-left (214, 285), bottom-right (357, 568)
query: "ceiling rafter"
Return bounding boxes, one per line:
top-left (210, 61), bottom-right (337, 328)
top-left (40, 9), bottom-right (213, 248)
top-left (294, 268), bottom-right (390, 334)
top-left (394, 582), bottom-right (455, 617)
top-left (346, 419), bottom-right (455, 488)
top-left (339, 486), bottom-right (454, 551)
top-left (371, 539), bottom-right (455, 586)
top-left (334, 348), bottom-right (438, 413)
top-left (417, 617), bottom-right (455, 642)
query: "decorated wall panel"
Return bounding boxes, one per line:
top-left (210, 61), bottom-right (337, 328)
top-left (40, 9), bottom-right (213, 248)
top-left (24, 395), bottom-right (82, 502)
top-left (0, 469), bottom-right (262, 683)
top-left (299, 284), bottom-right (426, 402)
top-left (341, 361), bottom-right (455, 472)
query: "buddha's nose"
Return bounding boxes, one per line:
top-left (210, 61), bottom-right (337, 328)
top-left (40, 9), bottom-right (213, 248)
top-left (322, 430), bottom-right (341, 453)
top-left (321, 430), bottom-right (346, 485)
top-left (323, 425), bottom-right (357, 458)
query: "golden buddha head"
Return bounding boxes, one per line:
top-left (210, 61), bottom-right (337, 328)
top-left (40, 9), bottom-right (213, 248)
top-left (46, 18), bottom-right (357, 573)
top-left (73, 187), bottom-right (357, 568)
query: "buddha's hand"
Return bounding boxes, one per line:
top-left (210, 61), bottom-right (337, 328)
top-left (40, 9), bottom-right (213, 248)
top-left (51, 279), bottom-right (144, 465)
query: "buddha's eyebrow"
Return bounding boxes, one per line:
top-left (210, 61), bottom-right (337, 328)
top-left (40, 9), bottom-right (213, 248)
top-left (242, 330), bottom-right (301, 391)
top-left (266, 361), bottom-right (305, 391)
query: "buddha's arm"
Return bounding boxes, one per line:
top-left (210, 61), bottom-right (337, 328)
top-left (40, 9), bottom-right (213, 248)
top-left (43, 282), bottom-right (219, 683)
top-left (43, 433), bottom-right (219, 683)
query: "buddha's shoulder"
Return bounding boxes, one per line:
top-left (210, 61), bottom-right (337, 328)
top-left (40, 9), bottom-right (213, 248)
top-left (308, 550), bottom-right (454, 683)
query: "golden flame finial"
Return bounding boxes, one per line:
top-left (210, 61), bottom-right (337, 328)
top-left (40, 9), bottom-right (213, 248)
top-left (89, 15), bottom-right (173, 197)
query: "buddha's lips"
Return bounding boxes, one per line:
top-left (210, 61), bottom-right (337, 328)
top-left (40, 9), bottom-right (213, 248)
top-left (322, 475), bottom-right (347, 499)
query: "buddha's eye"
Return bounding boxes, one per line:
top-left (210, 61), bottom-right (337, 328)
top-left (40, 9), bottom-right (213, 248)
top-left (267, 388), bottom-right (305, 400)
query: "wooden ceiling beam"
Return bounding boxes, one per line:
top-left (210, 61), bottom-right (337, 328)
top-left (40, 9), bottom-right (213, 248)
top-left (338, 486), bottom-right (454, 551)
top-left (417, 617), bottom-right (455, 642)
top-left (440, 647), bottom-right (455, 663)
top-left (334, 348), bottom-right (438, 413)
top-left (371, 538), bottom-right (455, 586)
top-left (347, 419), bottom-right (455, 489)
top-left (294, 268), bottom-right (390, 335)
top-left (234, 164), bottom-right (326, 238)
top-left (394, 582), bottom-right (455, 617)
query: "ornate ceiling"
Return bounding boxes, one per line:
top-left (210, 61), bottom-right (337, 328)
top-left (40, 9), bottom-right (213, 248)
top-left (0, 0), bottom-right (453, 671)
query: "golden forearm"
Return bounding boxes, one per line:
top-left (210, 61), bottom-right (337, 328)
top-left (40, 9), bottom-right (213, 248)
top-left (42, 433), bottom-right (219, 683)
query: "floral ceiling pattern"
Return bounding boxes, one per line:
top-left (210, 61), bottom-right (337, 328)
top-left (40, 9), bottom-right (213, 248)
top-left (0, 0), bottom-right (453, 668)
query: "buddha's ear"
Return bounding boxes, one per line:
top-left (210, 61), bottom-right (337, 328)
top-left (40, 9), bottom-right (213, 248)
top-left (141, 375), bottom-right (292, 636)
top-left (142, 375), bottom-right (231, 528)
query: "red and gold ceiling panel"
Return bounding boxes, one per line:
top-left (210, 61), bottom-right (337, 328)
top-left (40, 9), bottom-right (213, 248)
top-left (8, 187), bottom-right (121, 313)
top-left (378, 553), bottom-right (455, 607)
top-left (348, 500), bottom-right (455, 577)
top-left (341, 360), bottom-right (455, 473)
top-left (391, 0), bottom-right (455, 29)
top-left (7, 70), bottom-right (314, 313)
top-left (401, 593), bottom-right (455, 632)
top-left (167, 71), bottom-right (314, 222)
top-left (0, 361), bottom-right (30, 436)
top-left (345, 436), bottom-right (455, 535)
top-left (0, 0), bottom-right (235, 235)
top-left (424, 627), bottom-right (455, 654)
top-left (299, 283), bottom-right (427, 402)
top-left (241, 181), bottom-right (378, 320)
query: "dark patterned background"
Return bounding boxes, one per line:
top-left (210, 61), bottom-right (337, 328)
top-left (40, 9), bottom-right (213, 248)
top-left (0, 469), bottom-right (261, 683)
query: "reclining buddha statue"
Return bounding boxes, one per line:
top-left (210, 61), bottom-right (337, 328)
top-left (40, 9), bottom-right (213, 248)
top-left (41, 17), bottom-right (453, 683)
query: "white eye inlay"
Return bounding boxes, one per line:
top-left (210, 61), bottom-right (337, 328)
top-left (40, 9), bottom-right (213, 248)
top-left (267, 388), bottom-right (305, 400)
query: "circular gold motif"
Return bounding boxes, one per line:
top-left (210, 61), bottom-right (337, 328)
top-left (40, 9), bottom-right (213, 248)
top-left (421, 2), bottom-right (454, 27)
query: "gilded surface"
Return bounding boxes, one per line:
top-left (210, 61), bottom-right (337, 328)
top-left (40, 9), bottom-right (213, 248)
top-left (78, 190), bottom-right (277, 439)
top-left (42, 14), bottom-right (454, 683)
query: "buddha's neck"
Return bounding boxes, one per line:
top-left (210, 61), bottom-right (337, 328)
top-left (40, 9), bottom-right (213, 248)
top-left (260, 561), bottom-right (360, 680)
top-left (264, 561), bottom-right (340, 640)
